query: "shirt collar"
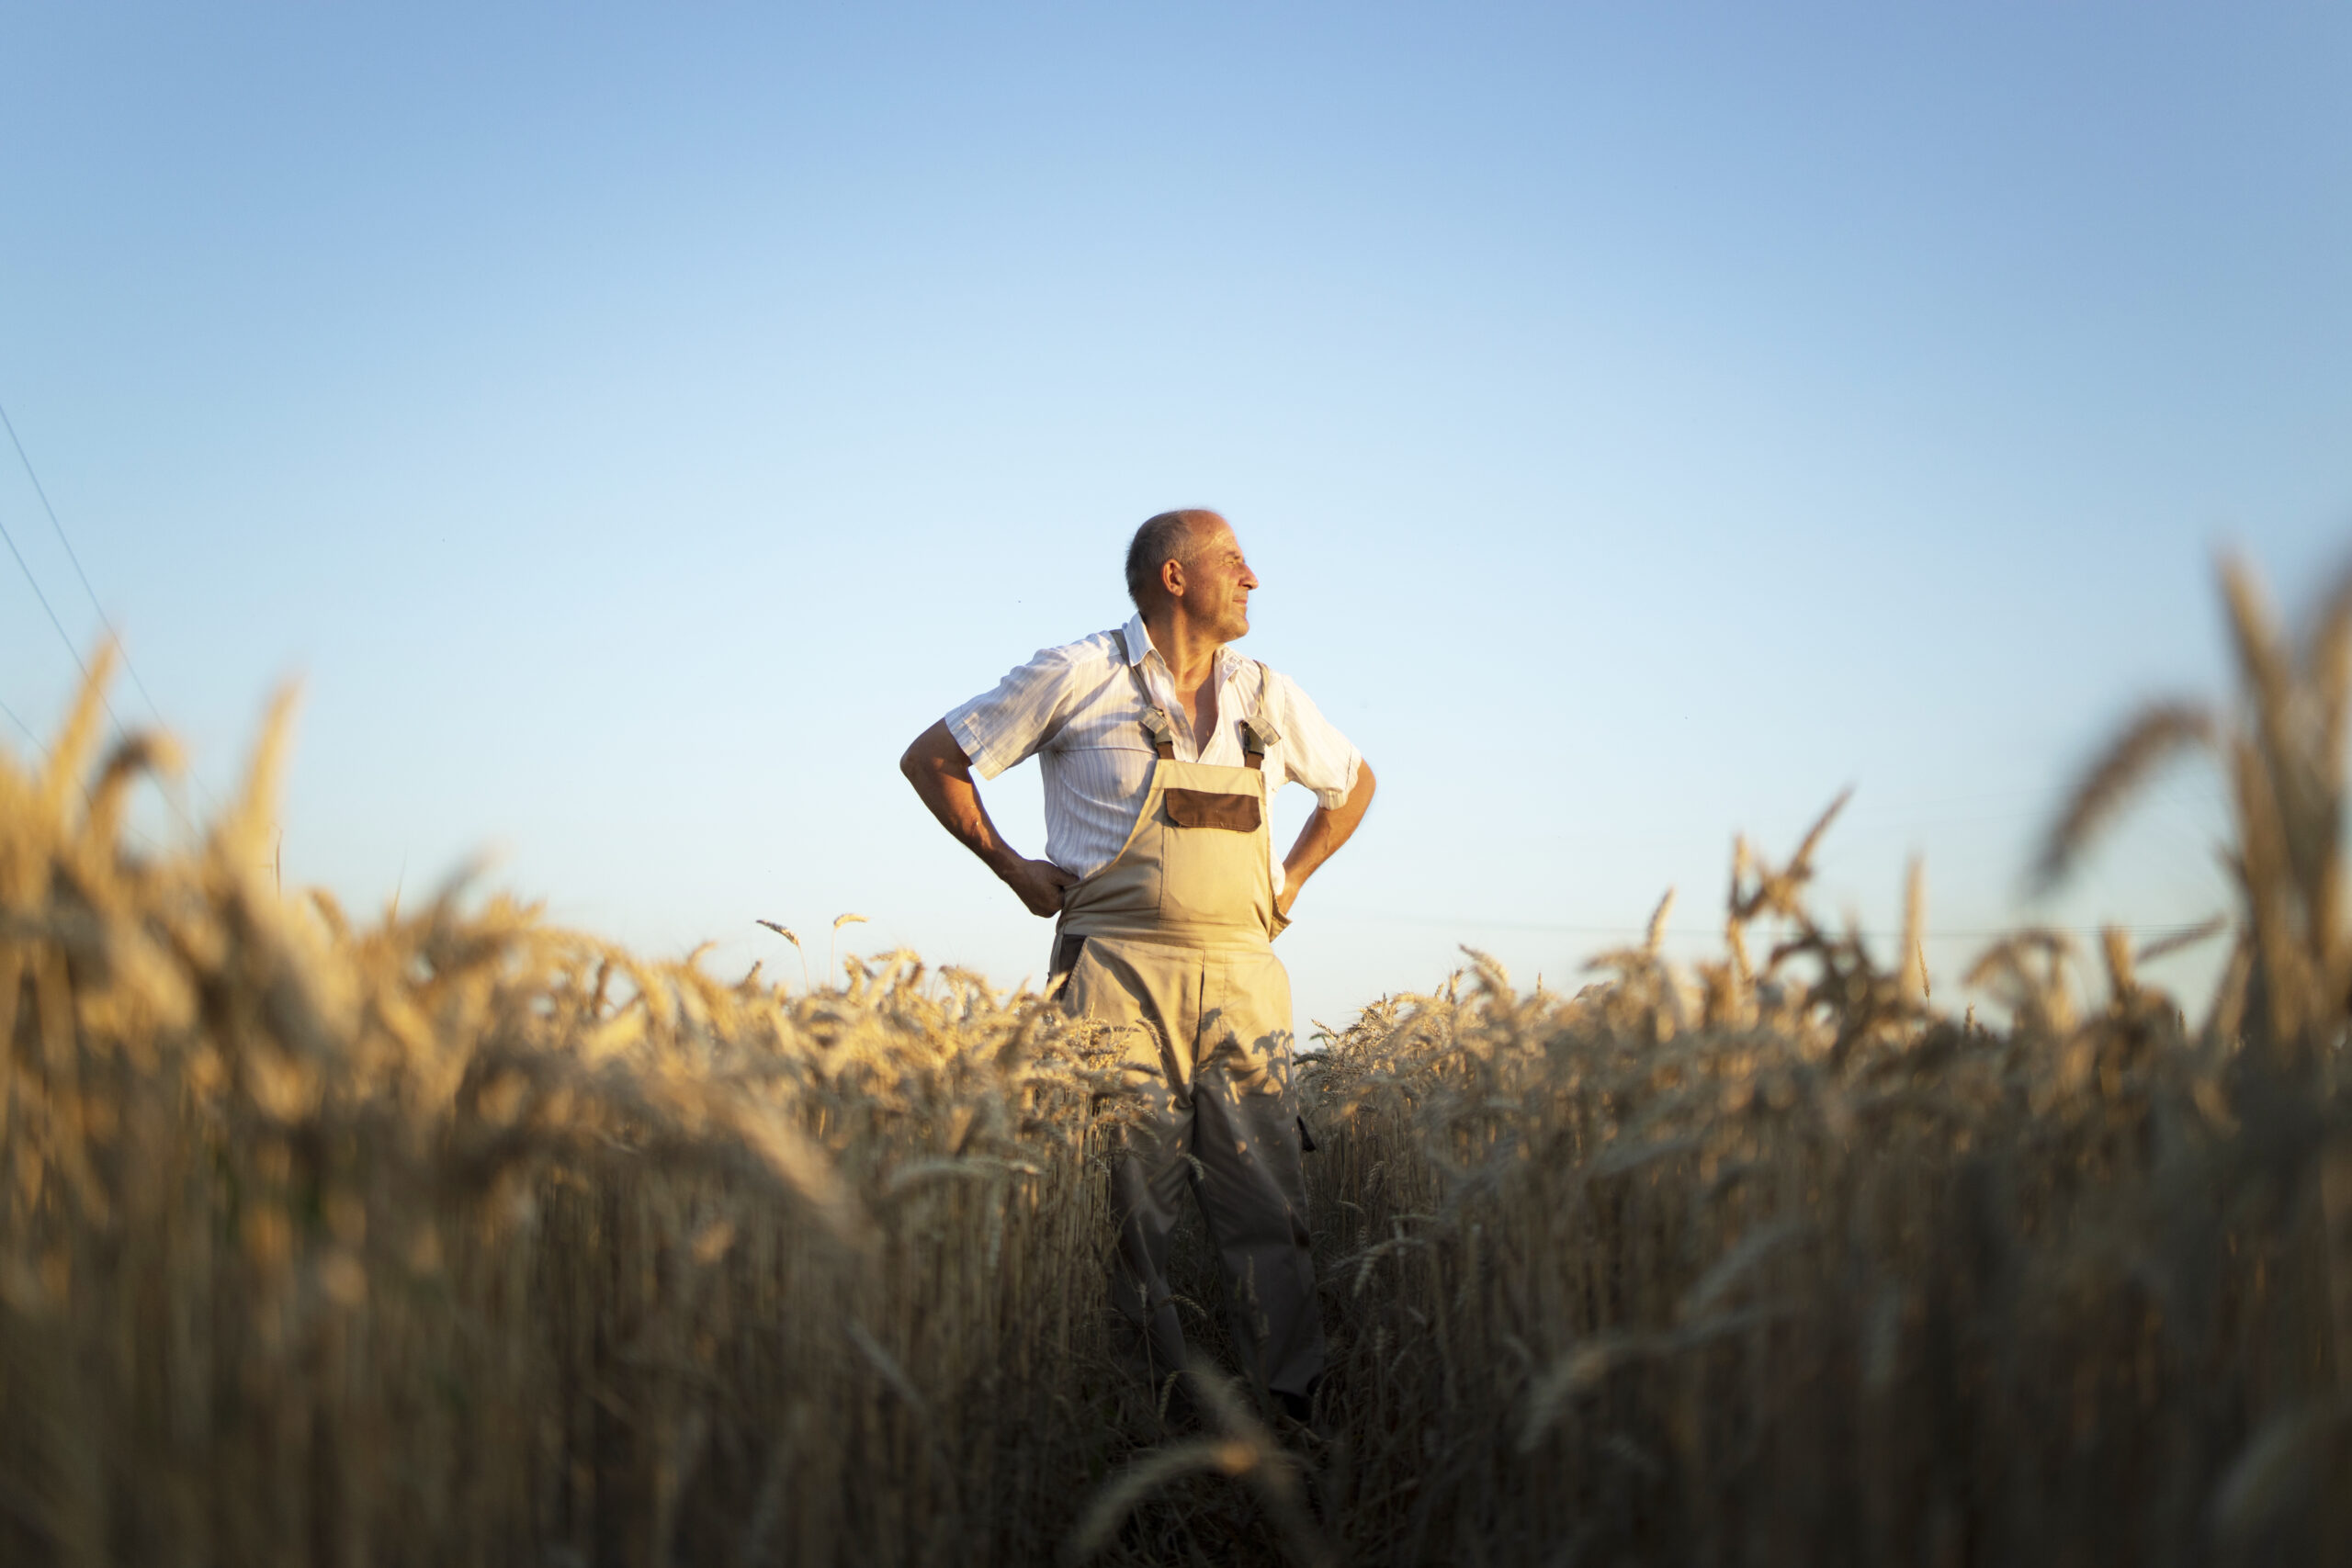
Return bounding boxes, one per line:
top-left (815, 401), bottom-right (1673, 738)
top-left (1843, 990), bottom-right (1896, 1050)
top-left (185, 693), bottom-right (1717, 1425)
top-left (1122, 615), bottom-right (1242, 680)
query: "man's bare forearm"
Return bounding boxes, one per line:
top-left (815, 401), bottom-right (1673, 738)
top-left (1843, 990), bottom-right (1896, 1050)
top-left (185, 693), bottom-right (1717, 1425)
top-left (1279, 760), bottom-right (1376, 913)
top-left (900, 720), bottom-right (1020, 874)
top-left (899, 720), bottom-right (1077, 918)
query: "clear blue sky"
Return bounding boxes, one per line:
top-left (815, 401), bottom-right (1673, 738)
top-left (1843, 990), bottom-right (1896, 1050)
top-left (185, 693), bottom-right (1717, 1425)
top-left (3, 4), bottom-right (2346, 1028)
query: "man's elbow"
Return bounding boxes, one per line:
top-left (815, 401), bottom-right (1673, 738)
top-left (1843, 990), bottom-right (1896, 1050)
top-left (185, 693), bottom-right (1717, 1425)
top-left (1353, 759), bottom-right (1378, 806)
top-left (899, 726), bottom-right (936, 784)
top-left (901, 720), bottom-right (968, 784)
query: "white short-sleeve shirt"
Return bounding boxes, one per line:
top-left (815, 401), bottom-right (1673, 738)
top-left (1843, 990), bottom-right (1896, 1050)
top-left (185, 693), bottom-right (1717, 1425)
top-left (945, 615), bottom-right (1363, 894)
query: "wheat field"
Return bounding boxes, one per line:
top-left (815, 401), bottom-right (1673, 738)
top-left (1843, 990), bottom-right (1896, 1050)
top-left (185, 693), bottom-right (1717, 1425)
top-left (5, 563), bottom-right (2351, 1566)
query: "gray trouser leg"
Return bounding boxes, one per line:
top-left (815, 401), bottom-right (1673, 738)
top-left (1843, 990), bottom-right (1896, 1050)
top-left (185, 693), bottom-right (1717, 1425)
top-left (1190, 1066), bottom-right (1325, 1398)
top-left (1108, 1082), bottom-right (1324, 1401)
top-left (1108, 1105), bottom-right (1195, 1390)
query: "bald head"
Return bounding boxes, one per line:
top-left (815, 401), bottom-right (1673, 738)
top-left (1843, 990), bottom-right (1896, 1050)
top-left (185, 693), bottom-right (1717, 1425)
top-left (1125, 510), bottom-right (1225, 611)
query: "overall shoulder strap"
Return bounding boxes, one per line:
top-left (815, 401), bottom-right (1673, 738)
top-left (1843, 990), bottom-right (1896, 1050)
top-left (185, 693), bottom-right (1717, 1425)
top-left (1123, 642), bottom-right (1176, 761)
top-left (1238, 660), bottom-right (1282, 770)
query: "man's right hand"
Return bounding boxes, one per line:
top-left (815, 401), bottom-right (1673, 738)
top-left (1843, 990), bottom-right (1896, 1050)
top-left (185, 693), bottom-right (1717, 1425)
top-left (1001, 856), bottom-right (1080, 918)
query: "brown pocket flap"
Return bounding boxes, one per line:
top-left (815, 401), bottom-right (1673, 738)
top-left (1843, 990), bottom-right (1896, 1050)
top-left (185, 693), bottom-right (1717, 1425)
top-left (1164, 788), bottom-right (1261, 832)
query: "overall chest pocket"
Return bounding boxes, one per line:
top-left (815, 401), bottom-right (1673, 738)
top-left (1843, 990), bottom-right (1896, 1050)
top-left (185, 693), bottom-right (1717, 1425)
top-left (1159, 787), bottom-right (1272, 929)
top-left (1163, 789), bottom-right (1261, 832)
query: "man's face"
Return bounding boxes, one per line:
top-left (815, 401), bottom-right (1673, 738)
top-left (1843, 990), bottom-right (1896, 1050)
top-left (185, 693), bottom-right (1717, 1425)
top-left (1181, 521), bottom-right (1259, 642)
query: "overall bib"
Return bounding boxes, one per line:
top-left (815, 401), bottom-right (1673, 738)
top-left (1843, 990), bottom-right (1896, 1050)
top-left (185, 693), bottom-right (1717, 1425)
top-left (1052, 659), bottom-right (1325, 1402)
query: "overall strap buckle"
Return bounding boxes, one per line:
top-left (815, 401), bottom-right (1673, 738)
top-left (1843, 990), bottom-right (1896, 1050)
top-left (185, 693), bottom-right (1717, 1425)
top-left (1139, 705), bottom-right (1177, 761)
top-left (1239, 661), bottom-right (1282, 772)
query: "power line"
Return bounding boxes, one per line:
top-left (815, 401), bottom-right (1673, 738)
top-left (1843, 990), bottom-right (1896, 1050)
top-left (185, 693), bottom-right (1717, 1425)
top-left (0, 482), bottom-right (109, 705)
top-left (0, 400), bottom-right (166, 724)
top-left (0, 397), bottom-right (209, 835)
top-left (1325, 912), bottom-right (2230, 943)
top-left (0, 691), bottom-right (41, 754)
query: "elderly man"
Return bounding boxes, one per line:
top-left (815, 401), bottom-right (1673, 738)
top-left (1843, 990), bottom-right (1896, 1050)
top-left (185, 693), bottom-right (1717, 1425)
top-left (899, 508), bottom-right (1376, 1422)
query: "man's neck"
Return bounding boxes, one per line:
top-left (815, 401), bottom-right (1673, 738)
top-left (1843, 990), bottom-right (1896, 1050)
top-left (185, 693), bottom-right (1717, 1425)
top-left (1139, 609), bottom-right (1225, 691)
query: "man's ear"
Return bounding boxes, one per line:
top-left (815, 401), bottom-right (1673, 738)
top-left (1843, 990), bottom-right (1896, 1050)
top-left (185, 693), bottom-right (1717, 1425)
top-left (1159, 556), bottom-right (1187, 603)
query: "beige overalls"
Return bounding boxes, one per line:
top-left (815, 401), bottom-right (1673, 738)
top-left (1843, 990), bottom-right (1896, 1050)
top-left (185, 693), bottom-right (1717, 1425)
top-left (1052, 656), bottom-right (1325, 1403)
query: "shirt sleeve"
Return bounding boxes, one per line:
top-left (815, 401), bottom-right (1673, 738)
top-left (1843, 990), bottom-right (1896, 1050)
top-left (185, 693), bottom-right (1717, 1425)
top-left (1264, 669), bottom-right (1362, 810)
top-left (944, 644), bottom-right (1084, 780)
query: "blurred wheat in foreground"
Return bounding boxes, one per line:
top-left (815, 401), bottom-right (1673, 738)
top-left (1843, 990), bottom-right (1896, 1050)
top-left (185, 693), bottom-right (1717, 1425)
top-left (6, 562), bottom-right (2352, 1567)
